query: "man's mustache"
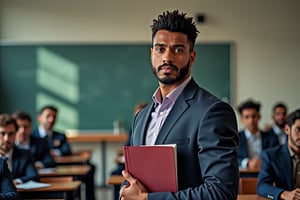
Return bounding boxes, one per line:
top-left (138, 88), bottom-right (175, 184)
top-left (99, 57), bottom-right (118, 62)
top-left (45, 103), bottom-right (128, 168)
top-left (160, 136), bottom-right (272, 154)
top-left (157, 63), bottom-right (179, 72)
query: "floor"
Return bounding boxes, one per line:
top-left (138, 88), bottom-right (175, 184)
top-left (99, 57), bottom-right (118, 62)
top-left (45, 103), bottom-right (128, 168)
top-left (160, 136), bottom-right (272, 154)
top-left (80, 186), bottom-right (114, 200)
top-left (95, 186), bottom-right (114, 200)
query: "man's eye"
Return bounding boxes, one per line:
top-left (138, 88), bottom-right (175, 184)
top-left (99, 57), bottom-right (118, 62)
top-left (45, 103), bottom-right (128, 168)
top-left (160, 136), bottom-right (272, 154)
top-left (156, 47), bottom-right (165, 52)
top-left (175, 48), bottom-right (184, 53)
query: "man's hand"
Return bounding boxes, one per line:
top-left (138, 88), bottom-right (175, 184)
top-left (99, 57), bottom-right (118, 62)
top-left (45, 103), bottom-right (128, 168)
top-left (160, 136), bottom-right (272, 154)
top-left (247, 157), bottom-right (262, 169)
top-left (280, 189), bottom-right (300, 200)
top-left (120, 170), bottom-right (148, 200)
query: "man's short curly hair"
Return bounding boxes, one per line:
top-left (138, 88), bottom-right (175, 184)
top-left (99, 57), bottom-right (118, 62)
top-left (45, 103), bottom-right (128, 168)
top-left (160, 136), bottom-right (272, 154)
top-left (151, 10), bottom-right (199, 51)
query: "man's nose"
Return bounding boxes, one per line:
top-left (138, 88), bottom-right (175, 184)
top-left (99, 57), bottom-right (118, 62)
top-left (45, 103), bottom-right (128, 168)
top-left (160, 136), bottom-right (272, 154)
top-left (163, 49), bottom-right (174, 63)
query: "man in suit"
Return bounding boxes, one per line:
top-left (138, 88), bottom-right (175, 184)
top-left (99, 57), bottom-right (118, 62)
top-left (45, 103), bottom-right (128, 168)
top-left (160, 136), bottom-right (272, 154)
top-left (0, 114), bottom-right (39, 185)
top-left (13, 111), bottom-right (56, 169)
top-left (237, 99), bottom-right (279, 170)
top-left (0, 157), bottom-right (19, 200)
top-left (257, 109), bottom-right (300, 200)
top-left (31, 105), bottom-right (96, 200)
top-left (119, 10), bottom-right (239, 200)
top-left (31, 106), bottom-right (71, 156)
top-left (266, 102), bottom-right (288, 145)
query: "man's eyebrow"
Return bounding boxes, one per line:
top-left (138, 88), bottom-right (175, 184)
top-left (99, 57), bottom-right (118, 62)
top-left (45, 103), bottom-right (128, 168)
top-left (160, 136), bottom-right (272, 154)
top-left (173, 44), bottom-right (186, 48)
top-left (153, 43), bottom-right (186, 48)
top-left (153, 43), bottom-right (166, 47)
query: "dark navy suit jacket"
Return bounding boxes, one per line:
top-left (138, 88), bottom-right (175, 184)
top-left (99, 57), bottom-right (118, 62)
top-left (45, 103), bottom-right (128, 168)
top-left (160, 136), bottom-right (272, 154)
top-left (12, 146), bottom-right (39, 183)
top-left (238, 130), bottom-right (279, 167)
top-left (129, 78), bottom-right (239, 200)
top-left (266, 127), bottom-right (288, 144)
top-left (257, 145), bottom-right (292, 200)
top-left (29, 136), bottom-right (56, 168)
top-left (0, 157), bottom-right (19, 200)
top-left (31, 129), bottom-right (72, 156)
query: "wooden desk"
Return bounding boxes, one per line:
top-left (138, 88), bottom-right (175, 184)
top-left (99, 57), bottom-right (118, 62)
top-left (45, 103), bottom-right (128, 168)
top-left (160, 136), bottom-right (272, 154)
top-left (237, 194), bottom-right (268, 200)
top-left (66, 131), bottom-right (128, 186)
top-left (107, 175), bottom-right (125, 185)
top-left (66, 132), bottom-right (128, 143)
top-left (239, 168), bottom-right (260, 177)
top-left (107, 175), bottom-right (125, 200)
top-left (39, 165), bottom-right (91, 177)
top-left (18, 181), bottom-right (81, 200)
top-left (54, 151), bottom-right (91, 165)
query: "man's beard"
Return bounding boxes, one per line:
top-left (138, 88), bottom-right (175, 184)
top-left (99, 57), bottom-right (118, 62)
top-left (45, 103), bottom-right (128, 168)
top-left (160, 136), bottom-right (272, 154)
top-left (290, 131), bottom-right (300, 149)
top-left (276, 121), bottom-right (286, 129)
top-left (152, 60), bottom-right (190, 85)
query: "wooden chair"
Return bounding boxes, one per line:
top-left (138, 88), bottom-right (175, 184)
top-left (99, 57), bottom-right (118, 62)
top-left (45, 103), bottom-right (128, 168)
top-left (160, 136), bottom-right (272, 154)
top-left (239, 177), bottom-right (258, 194)
top-left (40, 176), bottom-right (73, 183)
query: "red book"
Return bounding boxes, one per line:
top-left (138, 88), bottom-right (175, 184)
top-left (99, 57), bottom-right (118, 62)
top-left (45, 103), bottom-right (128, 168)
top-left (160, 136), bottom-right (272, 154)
top-left (123, 144), bottom-right (178, 192)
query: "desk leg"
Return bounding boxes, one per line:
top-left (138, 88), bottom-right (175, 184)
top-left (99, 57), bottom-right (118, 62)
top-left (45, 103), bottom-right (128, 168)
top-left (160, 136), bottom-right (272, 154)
top-left (101, 141), bottom-right (107, 186)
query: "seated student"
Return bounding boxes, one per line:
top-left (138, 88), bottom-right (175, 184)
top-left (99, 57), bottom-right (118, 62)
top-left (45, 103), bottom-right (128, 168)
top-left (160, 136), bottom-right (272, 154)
top-left (257, 109), bottom-right (300, 200)
top-left (237, 99), bottom-right (279, 170)
top-left (0, 157), bottom-right (19, 200)
top-left (31, 106), bottom-right (71, 156)
top-left (0, 114), bottom-right (39, 185)
top-left (13, 111), bottom-right (56, 169)
top-left (266, 102), bottom-right (288, 145)
top-left (31, 105), bottom-right (96, 200)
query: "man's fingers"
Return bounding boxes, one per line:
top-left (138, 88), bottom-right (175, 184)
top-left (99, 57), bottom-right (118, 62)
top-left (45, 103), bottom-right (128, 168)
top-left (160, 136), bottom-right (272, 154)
top-left (122, 170), bottom-right (134, 182)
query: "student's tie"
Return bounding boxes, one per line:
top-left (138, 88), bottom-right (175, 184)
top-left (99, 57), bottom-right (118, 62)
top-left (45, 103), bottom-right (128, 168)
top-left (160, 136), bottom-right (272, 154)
top-left (3, 156), bottom-right (12, 172)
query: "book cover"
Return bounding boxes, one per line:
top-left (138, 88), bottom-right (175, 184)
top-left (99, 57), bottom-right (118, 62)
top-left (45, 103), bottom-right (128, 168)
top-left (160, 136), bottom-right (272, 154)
top-left (123, 144), bottom-right (178, 192)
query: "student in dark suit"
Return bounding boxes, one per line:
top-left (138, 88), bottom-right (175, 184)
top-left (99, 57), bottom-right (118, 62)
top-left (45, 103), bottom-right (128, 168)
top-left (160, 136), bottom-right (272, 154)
top-left (31, 105), bottom-right (96, 200)
top-left (0, 157), bottom-right (19, 200)
top-left (0, 114), bottom-right (39, 185)
top-left (257, 109), bottom-right (300, 200)
top-left (266, 102), bottom-right (288, 145)
top-left (31, 106), bottom-right (71, 156)
top-left (13, 111), bottom-right (56, 169)
top-left (237, 99), bottom-right (279, 170)
top-left (119, 10), bottom-right (239, 200)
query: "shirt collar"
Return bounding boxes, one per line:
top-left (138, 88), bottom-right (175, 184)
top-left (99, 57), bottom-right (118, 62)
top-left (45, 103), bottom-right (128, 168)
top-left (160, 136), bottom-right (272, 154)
top-left (288, 146), bottom-right (299, 161)
top-left (244, 129), bottom-right (261, 139)
top-left (152, 76), bottom-right (191, 106)
top-left (0, 148), bottom-right (13, 160)
top-left (15, 139), bottom-right (30, 146)
top-left (39, 126), bottom-right (52, 138)
top-left (272, 124), bottom-right (284, 135)
top-left (15, 140), bottom-right (30, 149)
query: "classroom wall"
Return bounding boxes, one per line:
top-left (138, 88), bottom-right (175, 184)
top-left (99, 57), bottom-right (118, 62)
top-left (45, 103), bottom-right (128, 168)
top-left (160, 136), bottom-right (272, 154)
top-left (1, 0), bottom-right (300, 185)
top-left (1, 0), bottom-right (299, 128)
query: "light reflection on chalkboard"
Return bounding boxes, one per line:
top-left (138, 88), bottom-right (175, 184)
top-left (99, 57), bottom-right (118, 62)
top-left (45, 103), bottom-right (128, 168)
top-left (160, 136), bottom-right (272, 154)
top-left (36, 47), bottom-right (79, 130)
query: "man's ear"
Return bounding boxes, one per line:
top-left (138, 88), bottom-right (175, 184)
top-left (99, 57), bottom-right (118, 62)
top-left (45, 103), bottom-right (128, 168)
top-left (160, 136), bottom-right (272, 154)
top-left (284, 124), bottom-right (290, 135)
top-left (189, 50), bottom-right (196, 66)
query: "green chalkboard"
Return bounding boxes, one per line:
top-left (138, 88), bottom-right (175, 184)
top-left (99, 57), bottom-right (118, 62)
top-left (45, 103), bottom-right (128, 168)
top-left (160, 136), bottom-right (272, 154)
top-left (0, 43), bottom-right (231, 131)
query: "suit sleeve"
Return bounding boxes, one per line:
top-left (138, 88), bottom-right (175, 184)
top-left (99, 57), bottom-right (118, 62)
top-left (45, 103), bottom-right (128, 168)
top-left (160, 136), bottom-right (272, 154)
top-left (148, 101), bottom-right (239, 200)
top-left (18, 151), bottom-right (40, 183)
top-left (60, 136), bottom-right (72, 156)
top-left (40, 139), bottom-right (56, 168)
top-left (0, 160), bottom-right (19, 200)
top-left (51, 133), bottom-right (72, 156)
top-left (257, 150), bottom-right (284, 200)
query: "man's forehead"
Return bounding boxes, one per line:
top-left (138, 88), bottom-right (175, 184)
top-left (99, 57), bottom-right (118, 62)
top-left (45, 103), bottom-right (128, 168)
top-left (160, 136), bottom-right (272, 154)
top-left (154, 30), bottom-right (188, 43)
top-left (0, 124), bottom-right (16, 131)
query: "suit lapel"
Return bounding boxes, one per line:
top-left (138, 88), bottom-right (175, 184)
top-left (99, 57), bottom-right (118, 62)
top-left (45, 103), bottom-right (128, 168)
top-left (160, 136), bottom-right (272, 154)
top-left (137, 103), bottom-right (155, 145)
top-left (281, 145), bottom-right (293, 189)
top-left (155, 79), bottom-right (197, 144)
top-left (12, 147), bottom-right (20, 178)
